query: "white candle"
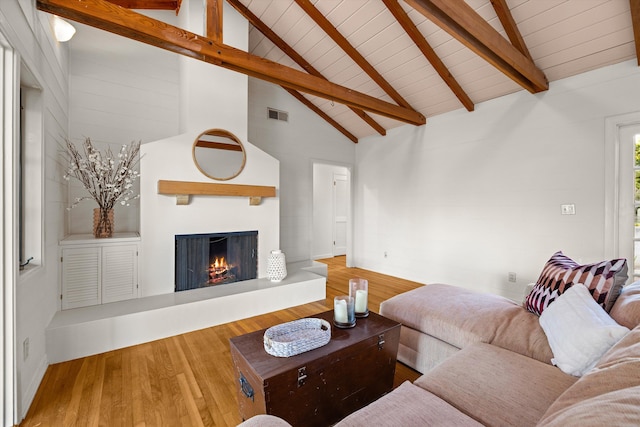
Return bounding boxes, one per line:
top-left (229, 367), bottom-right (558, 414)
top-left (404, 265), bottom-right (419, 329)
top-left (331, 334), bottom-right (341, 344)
top-left (334, 299), bottom-right (348, 323)
top-left (355, 289), bottom-right (368, 313)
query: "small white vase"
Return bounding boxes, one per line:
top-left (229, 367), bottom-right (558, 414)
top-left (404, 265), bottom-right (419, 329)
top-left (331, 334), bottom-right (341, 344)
top-left (267, 250), bottom-right (287, 282)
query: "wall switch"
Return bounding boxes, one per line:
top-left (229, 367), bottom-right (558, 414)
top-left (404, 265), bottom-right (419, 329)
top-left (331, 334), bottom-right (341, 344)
top-left (561, 204), bottom-right (576, 215)
top-left (508, 272), bottom-right (517, 283)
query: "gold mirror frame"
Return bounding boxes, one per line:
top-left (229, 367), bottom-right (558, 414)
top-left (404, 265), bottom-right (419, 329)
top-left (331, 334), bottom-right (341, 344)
top-left (192, 129), bottom-right (247, 181)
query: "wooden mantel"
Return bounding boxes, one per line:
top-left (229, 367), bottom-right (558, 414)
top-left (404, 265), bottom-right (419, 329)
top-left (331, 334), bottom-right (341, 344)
top-left (157, 180), bottom-right (276, 205)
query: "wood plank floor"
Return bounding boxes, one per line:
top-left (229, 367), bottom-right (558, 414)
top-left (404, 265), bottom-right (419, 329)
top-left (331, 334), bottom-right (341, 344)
top-left (20, 257), bottom-right (424, 427)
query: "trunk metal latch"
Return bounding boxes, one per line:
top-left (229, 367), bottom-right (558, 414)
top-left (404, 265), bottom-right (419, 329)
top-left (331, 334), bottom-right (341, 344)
top-left (297, 366), bottom-right (307, 387)
top-left (378, 334), bottom-right (385, 350)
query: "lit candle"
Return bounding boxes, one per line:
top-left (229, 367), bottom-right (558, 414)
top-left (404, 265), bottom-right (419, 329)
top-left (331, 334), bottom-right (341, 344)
top-left (334, 299), bottom-right (348, 323)
top-left (355, 289), bottom-right (368, 314)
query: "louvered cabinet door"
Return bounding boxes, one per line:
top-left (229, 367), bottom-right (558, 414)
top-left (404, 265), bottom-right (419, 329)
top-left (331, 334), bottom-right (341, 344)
top-left (61, 247), bottom-right (101, 309)
top-left (101, 244), bottom-right (138, 303)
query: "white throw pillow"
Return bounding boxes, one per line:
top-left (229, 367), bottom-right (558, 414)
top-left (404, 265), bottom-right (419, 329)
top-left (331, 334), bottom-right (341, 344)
top-left (539, 283), bottom-right (630, 377)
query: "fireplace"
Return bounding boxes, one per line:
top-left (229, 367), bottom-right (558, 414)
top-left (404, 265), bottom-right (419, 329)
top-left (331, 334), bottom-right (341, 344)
top-left (175, 231), bottom-right (258, 292)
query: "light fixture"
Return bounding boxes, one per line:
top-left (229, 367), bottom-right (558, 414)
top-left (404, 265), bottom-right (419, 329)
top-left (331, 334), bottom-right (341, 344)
top-left (53, 15), bottom-right (76, 42)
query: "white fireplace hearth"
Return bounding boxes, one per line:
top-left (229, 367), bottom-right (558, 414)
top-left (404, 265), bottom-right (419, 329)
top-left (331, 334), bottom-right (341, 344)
top-left (46, 261), bottom-right (327, 363)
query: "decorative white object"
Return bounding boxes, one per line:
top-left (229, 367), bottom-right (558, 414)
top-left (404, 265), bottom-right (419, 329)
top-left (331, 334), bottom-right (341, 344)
top-left (63, 137), bottom-right (141, 238)
top-left (267, 250), bottom-right (287, 282)
top-left (263, 318), bottom-right (331, 357)
top-left (334, 299), bottom-right (348, 323)
top-left (350, 278), bottom-right (369, 317)
top-left (334, 295), bottom-right (356, 328)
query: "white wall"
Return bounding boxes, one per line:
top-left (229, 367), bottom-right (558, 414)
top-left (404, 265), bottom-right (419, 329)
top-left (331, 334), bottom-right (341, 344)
top-left (0, 0), bottom-right (69, 421)
top-left (354, 59), bottom-right (640, 302)
top-left (178, 1), bottom-right (248, 136)
top-left (138, 1), bottom-right (283, 296)
top-left (67, 13), bottom-right (180, 235)
top-left (248, 78), bottom-right (356, 262)
top-left (139, 133), bottom-right (279, 296)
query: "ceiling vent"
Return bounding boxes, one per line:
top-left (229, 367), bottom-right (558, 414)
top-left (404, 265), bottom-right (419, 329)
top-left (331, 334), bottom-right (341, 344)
top-left (268, 108), bottom-right (288, 122)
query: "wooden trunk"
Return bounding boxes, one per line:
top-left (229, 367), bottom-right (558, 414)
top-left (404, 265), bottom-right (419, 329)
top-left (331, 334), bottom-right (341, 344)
top-left (229, 310), bottom-right (400, 427)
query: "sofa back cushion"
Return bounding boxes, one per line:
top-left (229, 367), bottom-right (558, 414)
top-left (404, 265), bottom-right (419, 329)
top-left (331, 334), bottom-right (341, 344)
top-left (609, 281), bottom-right (640, 330)
top-left (537, 325), bottom-right (640, 426)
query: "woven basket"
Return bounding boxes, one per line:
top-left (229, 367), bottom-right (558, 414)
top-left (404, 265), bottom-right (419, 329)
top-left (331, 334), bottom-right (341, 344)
top-left (263, 318), bottom-right (331, 357)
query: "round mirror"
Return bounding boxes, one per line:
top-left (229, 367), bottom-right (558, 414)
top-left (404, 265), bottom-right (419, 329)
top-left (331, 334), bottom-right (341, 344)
top-left (192, 129), bottom-right (246, 181)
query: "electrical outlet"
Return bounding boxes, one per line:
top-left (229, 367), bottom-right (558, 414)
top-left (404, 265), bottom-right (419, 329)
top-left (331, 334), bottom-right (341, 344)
top-left (508, 272), bottom-right (517, 283)
top-left (23, 338), bottom-right (29, 361)
top-left (561, 204), bottom-right (576, 215)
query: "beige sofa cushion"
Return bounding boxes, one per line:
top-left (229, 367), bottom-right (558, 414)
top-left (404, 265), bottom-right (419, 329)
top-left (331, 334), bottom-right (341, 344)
top-left (609, 281), bottom-right (640, 330)
top-left (380, 284), bottom-right (553, 364)
top-left (237, 415), bottom-right (292, 427)
top-left (538, 325), bottom-right (640, 426)
top-left (335, 381), bottom-right (483, 427)
top-left (397, 325), bottom-right (460, 373)
top-left (415, 343), bottom-right (577, 427)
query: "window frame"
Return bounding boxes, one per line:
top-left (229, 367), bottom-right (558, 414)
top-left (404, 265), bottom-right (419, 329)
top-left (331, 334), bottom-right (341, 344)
top-left (17, 65), bottom-right (44, 275)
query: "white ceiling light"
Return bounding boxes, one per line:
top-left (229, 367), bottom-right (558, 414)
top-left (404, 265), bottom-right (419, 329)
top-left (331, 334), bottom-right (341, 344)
top-left (53, 16), bottom-right (76, 42)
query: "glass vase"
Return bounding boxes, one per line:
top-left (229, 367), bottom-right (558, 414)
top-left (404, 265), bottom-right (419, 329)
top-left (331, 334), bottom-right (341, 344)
top-left (349, 278), bottom-right (369, 318)
top-left (93, 207), bottom-right (114, 238)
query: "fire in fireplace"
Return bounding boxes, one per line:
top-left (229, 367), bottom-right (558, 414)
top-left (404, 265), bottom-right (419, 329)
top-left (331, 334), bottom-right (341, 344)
top-left (175, 231), bottom-right (258, 292)
top-left (209, 256), bottom-right (232, 284)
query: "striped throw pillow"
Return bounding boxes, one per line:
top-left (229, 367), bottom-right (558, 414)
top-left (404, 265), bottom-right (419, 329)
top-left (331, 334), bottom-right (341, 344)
top-left (524, 251), bottom-right (628, 316)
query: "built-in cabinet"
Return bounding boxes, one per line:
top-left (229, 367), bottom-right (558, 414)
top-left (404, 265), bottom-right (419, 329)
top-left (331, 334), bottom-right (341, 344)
top-left (60, 233), bottom-right (140, 309)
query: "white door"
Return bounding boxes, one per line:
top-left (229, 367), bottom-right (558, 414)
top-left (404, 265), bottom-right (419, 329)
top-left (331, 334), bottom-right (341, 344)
top-left (333, 173), bottom-right (348, 256)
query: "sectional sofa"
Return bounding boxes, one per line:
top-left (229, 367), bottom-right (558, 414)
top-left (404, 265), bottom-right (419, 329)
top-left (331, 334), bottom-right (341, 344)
top-left (239, 252), bottom-right (640, 426)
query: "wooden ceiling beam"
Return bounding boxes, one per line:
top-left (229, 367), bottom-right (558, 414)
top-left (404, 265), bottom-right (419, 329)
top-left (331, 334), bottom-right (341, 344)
top-left (490, 0), bottom-right (532, 62)
top-left (36, 0), bottom-right (425, 126)
top-left (294, 0), bottom-right (416, 111)
top-left (383, 0), bottom-right (473, 112)
top-left (404, 0), bottom-right (547, 93)
top-left (227, 0), bottom-right (384, 139)
top-left (631, 0), bottom-right (640, 66)
top-left (206, 0), bottom-right (223, 42)
top-left (106, 0), bottom-right (180, 12)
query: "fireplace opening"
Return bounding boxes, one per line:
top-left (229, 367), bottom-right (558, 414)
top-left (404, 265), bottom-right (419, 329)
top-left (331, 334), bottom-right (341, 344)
top-left (175, 231), bottom-right (257, 292)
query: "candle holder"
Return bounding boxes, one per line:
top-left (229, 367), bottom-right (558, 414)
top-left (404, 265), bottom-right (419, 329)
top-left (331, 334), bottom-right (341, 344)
top-left (333, 295), bottom-right (356, 328)
top-left (349, 278), bottom-right (369, 318)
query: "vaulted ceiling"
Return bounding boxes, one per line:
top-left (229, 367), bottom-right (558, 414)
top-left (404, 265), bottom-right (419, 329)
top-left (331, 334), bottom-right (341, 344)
top-left (38, 0), bottom-right (640, 143)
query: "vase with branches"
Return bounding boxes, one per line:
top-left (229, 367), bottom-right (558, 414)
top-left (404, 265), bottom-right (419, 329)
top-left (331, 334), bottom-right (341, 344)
top-left (63, 137), bottom-right (141, 238)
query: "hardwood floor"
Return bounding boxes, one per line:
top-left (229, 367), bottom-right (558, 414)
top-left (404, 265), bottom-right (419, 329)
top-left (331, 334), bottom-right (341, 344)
top-left (20, 257), bottom-right (424, 426)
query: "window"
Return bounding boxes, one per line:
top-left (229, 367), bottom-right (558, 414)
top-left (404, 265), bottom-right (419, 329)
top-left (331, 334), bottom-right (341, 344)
top-left (18, 65), bottom-right (43, 273)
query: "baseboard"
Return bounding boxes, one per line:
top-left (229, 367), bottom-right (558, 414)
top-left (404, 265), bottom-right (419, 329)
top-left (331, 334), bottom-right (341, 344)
top-left (312, 253), bottom-right (333, 260)
top-left (21, 354), bottom-right (48, 420)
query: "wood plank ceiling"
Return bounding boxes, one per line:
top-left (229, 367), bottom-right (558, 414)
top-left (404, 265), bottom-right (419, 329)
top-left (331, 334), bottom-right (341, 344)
top-left (38, 0), bottom-right (639, 143)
